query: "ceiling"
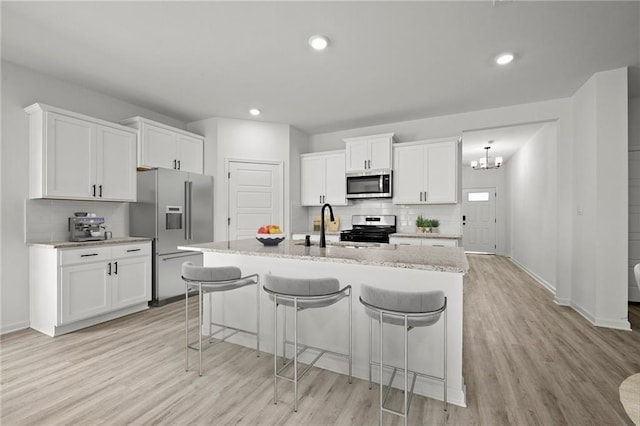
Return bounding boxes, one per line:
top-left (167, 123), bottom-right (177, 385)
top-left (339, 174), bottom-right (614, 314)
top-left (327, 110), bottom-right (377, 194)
top-left (2, 1), bottom-right (639, 135)
top-left (461, 122), bottom-right (548, 166)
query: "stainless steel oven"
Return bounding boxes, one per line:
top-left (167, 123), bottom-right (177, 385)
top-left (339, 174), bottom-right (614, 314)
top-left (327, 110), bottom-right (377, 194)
top-left (345, 169), bottom-right (392, 199)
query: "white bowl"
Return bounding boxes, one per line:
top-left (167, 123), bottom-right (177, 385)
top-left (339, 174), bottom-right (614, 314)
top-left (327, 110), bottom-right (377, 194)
top-left (90, 231), bottom-right (102, 237)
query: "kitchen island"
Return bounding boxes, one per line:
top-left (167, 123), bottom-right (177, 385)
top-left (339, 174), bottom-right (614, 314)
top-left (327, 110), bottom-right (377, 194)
top-left (178, 239), bottom-right (469, 406)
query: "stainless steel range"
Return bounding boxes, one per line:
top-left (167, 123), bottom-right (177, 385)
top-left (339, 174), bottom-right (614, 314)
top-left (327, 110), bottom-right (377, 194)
top-left (340, 215), bottom-right (396, 243)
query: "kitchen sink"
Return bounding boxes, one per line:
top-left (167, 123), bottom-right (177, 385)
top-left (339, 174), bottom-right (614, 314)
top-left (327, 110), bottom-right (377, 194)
top-left (293, 240), bottom-right (382, 249)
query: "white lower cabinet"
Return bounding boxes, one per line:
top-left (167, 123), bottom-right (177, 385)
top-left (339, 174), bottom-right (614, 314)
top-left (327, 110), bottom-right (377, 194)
top-left (390, 236), bottom-right (458, 247)
top-left (30, 241), bottom-right (151, 336)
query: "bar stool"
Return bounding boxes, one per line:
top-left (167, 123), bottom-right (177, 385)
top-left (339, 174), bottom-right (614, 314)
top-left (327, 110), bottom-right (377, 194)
top-left (182, 261), bottom-right (260, 376)
top-left (263, 274), bottom-right (352, 412)
top-left (359, 284), bottom-right (447, 426)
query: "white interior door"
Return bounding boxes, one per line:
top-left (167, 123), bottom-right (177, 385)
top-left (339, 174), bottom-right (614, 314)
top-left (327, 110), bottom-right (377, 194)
top-left (462, 188), bottom-right (496, 253)
top-left (228, 161), bottom-right (283, 240)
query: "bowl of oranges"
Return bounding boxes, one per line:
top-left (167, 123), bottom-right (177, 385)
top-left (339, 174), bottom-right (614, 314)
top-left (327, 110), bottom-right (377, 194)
top-left (256, 225), bottom-right (285, 246)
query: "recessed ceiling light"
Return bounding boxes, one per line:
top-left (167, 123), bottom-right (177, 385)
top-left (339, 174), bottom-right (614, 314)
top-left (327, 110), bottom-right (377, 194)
top-left (308, 35), bottom-right (329, 51)
top-left (495, 53), bottom-right (514, 65)
top-left (249, 108), bottom-right (261, 116)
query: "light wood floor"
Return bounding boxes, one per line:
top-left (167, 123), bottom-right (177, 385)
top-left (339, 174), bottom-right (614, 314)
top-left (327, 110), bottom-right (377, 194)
top-left (2, 255), bottom-right (639, 425)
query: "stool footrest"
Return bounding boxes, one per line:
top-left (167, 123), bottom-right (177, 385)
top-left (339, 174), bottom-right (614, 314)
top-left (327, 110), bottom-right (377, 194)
top-left (370, 360), bottom-right (445, 384)
top-left (283, 339), bottom-right (350, 363)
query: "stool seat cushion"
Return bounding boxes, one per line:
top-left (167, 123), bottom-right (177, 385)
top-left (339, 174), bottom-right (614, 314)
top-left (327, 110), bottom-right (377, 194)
top-left (265, 275), bottom-right (345, 309)
top-left (360, 284), bottom-right (445, 327)
top-left (182, 262), bottom-right (256, 292)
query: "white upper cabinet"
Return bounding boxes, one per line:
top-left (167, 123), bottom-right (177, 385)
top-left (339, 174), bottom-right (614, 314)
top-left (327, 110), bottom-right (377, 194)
top-left (25, 103), bottom-right (137, 202)
top-left (344, 133), bottom-right (395, 172)
top-left (121, 117), bottom-right (204, 174)
top-left (301, 151), bottom-right (347, 206)
top-left (393, 138), bottom-right (459, 205)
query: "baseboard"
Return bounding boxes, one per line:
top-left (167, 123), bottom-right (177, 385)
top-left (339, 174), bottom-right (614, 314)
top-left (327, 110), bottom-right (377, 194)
top-left (566, 300), bottom-right (631, 331)
top-left (1, 320), bottom-right (30, 335)
top-left (508, 257), bottom-right (556, 295)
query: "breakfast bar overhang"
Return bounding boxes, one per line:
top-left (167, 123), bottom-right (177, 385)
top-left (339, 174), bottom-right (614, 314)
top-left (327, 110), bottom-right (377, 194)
top-left (178, 239), bottom-right (469, 407)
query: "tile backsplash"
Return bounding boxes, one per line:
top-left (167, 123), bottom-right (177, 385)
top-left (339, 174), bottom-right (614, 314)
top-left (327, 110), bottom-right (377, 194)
top-left (303, 199), bottom-right (462, 234)
top-left (25, 199), bottom-right (129, 243)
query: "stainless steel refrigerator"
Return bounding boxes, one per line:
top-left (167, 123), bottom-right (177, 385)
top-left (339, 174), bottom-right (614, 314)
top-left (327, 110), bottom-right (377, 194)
top-left (130, 169), bottom-right (213, 305)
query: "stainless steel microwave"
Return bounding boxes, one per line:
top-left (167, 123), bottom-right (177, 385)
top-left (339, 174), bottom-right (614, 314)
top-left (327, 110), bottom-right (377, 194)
top-left (346, 170), bottom-right (392, 199)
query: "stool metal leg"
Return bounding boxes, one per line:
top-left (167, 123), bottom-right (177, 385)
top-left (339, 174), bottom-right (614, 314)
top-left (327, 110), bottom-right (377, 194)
top-left (369, 317), bottom-right (373, 389)
top-left (348, 290), bottom-right (352, 384)
top-left (185, 284), bottom-right (189, 372)
top-left (444, 305), bottom-right (448, 411)
top-left (379, 311), bottom-right (383, 426)
top-left (282, 305), bottom-right (287, 364)
top-left (273, 296), bottom-right (278, 405)
top-left (293, 297), bottom-right (298, 412)
top-left (256, 278), bottom-right (261, 356)
top-left (199, 283), bottom-right (203, 377)
top-left (404, 315), bottom-right (409, 426)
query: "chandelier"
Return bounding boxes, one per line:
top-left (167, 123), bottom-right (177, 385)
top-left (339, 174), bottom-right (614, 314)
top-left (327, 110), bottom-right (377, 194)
top-left (471, 146), bottom-right (503, 170)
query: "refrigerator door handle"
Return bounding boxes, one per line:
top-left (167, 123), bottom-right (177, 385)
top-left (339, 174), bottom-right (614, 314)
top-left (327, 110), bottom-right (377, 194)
top-left (188, 181), bottom-right (193, 240)
top-left (184, 181), bottom-right (190, 240)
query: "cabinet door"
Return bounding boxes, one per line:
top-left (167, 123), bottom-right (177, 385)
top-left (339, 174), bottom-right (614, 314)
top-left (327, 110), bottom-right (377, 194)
top-left (60, 262), bottom-right (110, 324)
top-left (426, 141), bottom-right (457, 204)
top-left (45, 112), bottom-right (96, 199)
top-left (389, 237), bottom-right (422, 246)
top-left (177, 134), bottom-right (203, 174)
top-left (97, 126), bottom-right (137, 201)
top-left (301, 155), bottom-right (325, 206)
top-left (140, 123), bottom-right (177, 169)
top-left (324, 153), bottom-right (347, 205)
top-left (345, 140), bottom-right (370, 172)
top-left (392, 144), bottom-right (424, 204)
top-left (111, 256), bottom-right (151, 310)
top-left (368, 136), bottom-right (392, 170)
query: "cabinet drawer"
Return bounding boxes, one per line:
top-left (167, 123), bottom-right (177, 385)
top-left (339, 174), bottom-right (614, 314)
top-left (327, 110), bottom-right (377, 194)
top-left (60, 247), bottom-right (111, 266)
top-left (422, 239), bottom-right (458, 247)
top-left (111, 243), bottom-right (151, 259)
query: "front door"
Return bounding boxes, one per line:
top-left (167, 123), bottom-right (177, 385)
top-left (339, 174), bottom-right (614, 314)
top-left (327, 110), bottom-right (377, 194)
top-left (462, 188), bottom-right (496, 253)
top-left (227, 161), bottom-right (283, 240)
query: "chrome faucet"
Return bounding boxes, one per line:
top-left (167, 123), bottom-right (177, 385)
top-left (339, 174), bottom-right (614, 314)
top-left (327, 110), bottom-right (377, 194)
top-left (319, 203), bottom-right (334, 248)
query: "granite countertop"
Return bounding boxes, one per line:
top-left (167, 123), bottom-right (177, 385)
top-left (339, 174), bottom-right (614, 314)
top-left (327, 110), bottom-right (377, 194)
top-left (291, 230), bottom-right (341, 236)
top-left (178, 239), bottom-right (468, 274)
top-left (29, 237), bottom-right (152, 249)
top-left (390, 232), bottom-right (462, 240)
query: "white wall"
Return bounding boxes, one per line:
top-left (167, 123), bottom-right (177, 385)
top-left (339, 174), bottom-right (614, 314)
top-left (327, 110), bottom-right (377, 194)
top-left (507, 123), bottom-right (558, 290)
top-left (462, 166), bottom-right (507, 255)
top-left (288, 127), bottom-right (310, 233)
top-left (1, 60), bottom-right (186, 333)
top-left (570, 68), bottom-right (629, 329)
top-left (629, 96), bottom-right (640, 302)
top-left (187, 117), bottom-right (293, 242)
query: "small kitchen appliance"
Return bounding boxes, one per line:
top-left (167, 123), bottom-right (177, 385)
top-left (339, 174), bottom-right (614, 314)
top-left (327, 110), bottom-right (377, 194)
top-left (68, 214), bottom-right (105, 242)
top-left (340, 215), bottom-right (396, 243)
top-left (345, 169), bottom-right (392, 199)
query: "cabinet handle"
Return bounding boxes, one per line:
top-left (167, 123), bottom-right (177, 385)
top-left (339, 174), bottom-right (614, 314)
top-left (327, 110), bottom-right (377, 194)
top-left (92, 184), bottom-right (96, 197)
top-left (364, 160), bottom-right (367, 169)
top-left (126, 248), bottom-right (141, 252)
top-left (173, 159), bottom-right (177, 169)
top-left (419, 192), bottom-right (423, 202)
top-left (114, 261), bottom-right (118, 275)
top-left (424, 191), bottom-right (428, 201)
top-left (368, 160), bottom-right (371, 169)
top-left (81, 253), bottom-right (99, 257)
top-left (177, 160), bottom-right (181, 170)
top-left (99, 185), bottom-right (103, 197)
top-left (107, 262), bottom-right (112, 276)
